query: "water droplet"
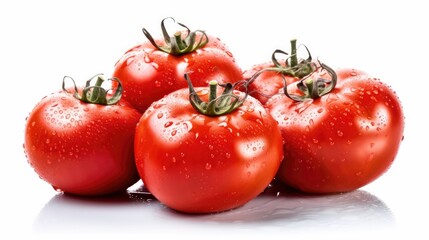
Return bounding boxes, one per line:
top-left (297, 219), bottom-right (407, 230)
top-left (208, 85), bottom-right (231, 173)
top-left (144, 53), bottom-right (151, 63)
top-left (295, 99), bottom-right (313, 113)
top-left (151, 62), bottom-right (159, 69)
top-left (205, 163), bottom-right (212, 170)
top-left (164, 121), bottom-right (173, 128)
top-left (218, 122), bottom-right (227, 127)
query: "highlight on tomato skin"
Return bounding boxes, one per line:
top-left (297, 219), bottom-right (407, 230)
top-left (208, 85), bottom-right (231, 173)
top-left (266, 68), bottom-right (405, 194)
top-left (133, 81), bottom-right (284, 213)
top-left (24, 75), bottom-right (142, 196)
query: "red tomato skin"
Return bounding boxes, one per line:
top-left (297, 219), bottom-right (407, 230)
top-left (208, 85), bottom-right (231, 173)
top-left (134, 88), bottom-right (283, 213)
top-left (243, 61), bottom-right (298, 105)
top-left (113, 34), bottom-right (243, 113)
top-left (24, 91), bottom-right (142, 196)
top-left (266, 69), bottom-right (404, 193)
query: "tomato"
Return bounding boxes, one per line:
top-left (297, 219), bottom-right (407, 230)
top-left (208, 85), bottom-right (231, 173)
top-left (243, 39), bottom-right (313, 104)
top-left (24, 75), bottom-right (142, 196)
top-left (113, 17), bottom-right (243, 113)
top-left (266, 65), bottom-right (404, 193)
top-left (134, 76), bottom-right (283, 213)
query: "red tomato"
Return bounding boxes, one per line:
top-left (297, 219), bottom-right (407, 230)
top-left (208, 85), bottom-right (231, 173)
top-left (134, 77), bottom-right (283, 213)
top-left (266, 67), bottom-right (404, 193)
top-left (24, 75), bottom-right (142, 196)
top-left (113, 18), bottom-right (243, 113)
top-left (243, 39), bottom-right (313, 104)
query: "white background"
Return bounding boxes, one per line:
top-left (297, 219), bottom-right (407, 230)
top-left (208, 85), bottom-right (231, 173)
top-left (1, 0), bottom-right (427, 239)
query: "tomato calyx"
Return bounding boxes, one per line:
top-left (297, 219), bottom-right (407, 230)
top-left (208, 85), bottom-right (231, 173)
top-left (283, 61), bottom-right (337, 102)
top-left (271, 39), bottom-right (315, 78)
top-left (143, 17), bottom-right (208, 56)
top-left (63, 74), bottom-right (122, 105)
top-left (245, 39), bottom-right (316, 95)
top-left (184, 74), bottom-right (247, 116)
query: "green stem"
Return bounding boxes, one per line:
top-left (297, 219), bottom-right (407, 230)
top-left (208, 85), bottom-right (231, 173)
top-left (62, 74), bottom-right (122, 105)
top-left (143, 18), bottom-right (208, 55)
top-left (208, 80), bottom-right (218, 102)
top-left (282, 62), bottom-right (338, 102)
top-left (90, 76), bottom-right (104, 102)
top-left (184, 74), bottom-right (246, 116)
top-left (290, 39), bottom-right (298, 67)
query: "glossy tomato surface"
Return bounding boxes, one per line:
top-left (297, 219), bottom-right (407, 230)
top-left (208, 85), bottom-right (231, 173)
top-left (113, 32), bottom-right (243, 113)
top-left (266, 69), bottom-right (404, 193)
top-left (24, 91), bottom-right (141, 196)
top-left (134, 87), bottom-right (283, 213)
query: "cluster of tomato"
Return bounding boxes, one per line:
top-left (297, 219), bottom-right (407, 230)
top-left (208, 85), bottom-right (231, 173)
top-left (24, 18), bottom-right (404, 214)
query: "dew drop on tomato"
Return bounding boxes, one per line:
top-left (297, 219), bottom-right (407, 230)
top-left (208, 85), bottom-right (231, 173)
top-left (205, 163), bottom-right (212, 170)
top-left (218, 122), bottom-right (227, 127)
top-left (164, 121), bottom-right (173, 128)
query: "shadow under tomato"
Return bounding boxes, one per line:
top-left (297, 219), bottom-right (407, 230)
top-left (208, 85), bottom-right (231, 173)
top-left (34, 180), bottom-right (395, 236)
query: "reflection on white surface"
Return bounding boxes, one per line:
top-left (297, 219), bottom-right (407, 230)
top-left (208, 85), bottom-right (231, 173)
top-left (34, 181), bottom-right (395, 238)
